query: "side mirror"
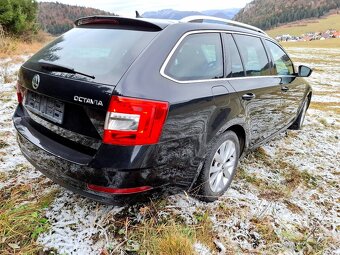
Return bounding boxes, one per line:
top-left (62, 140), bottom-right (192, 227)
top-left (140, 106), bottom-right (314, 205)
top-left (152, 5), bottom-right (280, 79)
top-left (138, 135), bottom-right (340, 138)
top-left (298, 65), bottom-right (312, 77)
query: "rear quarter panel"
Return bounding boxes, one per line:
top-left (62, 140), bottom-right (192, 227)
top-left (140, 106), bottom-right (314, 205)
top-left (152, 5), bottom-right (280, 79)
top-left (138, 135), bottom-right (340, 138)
top-left (115, 25), bottom-right (249, 172)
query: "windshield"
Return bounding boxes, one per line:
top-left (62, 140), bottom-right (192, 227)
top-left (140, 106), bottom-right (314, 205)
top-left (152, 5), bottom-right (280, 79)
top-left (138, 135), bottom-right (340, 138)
top-left (29, 26), bottom-right (158, 85)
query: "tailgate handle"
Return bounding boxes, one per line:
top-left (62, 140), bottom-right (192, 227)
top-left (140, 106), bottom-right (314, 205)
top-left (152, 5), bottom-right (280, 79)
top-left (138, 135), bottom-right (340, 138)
top-left (242, 93), bottom-right (255, 101)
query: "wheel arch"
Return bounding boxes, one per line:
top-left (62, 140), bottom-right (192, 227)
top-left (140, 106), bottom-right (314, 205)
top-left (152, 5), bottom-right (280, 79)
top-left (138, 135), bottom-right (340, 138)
top-left (189, 120), bottom-right (249, 192)
top-left (226, 124), bottom-right (246, 156)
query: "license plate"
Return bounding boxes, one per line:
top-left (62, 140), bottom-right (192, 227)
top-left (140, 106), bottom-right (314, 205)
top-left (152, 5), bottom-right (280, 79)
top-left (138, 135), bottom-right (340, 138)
top-left (25, 91), bottom-right (65, 124)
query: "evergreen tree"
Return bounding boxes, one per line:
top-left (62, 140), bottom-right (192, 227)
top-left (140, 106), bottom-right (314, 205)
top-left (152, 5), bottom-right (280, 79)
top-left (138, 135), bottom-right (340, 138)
top-left (0, 0), bottom-right (38, 35)
top-left (0, 0), bottom-right (13, 25)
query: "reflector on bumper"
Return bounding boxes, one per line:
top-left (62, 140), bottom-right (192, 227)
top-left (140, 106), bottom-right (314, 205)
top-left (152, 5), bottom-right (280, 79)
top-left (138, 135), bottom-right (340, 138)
top-left (87, 184), bottom-right (153, 194)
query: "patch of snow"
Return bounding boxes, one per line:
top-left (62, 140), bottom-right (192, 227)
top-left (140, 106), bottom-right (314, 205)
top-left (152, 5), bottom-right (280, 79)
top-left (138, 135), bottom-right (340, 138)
top-left (194, 242), bottom-right (212, 255)
top-left (38, 191), bottom-right (124, 255)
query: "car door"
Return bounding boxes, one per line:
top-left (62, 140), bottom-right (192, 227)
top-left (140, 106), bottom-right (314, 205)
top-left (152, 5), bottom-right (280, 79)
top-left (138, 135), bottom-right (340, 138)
top-left (264, 40), bottom-right (306, 124)
top-left (224, 33), bottom-right (284, 146)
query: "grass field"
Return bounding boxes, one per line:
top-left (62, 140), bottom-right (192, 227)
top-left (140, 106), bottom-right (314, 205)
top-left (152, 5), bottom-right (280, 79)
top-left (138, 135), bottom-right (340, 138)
top-left (267, 14), bottom-right (340, 37)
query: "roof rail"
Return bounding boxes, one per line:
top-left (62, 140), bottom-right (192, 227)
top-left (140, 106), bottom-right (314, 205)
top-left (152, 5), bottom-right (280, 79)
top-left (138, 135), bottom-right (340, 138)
top-left (180, 16), bottom-right (267, 35)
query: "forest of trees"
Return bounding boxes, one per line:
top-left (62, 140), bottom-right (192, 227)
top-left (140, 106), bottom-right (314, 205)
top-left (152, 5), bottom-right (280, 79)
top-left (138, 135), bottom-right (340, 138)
top-left (38, 2), bottom-right (115, 35)
top-left (234, 0), bottom-right (340, 30)
top-left (0, 0), bottom-right (38, 36)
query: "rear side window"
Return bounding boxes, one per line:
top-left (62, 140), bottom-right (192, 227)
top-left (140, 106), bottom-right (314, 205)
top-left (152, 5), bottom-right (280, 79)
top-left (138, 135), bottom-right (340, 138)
top-left (164, 33), bottom-right (223, 81)
top-left (234, 34), bottom-right (271, 76)
top-left (265, 40), bottom-right (294, 75)
top-left (224, 34), bottom-right (245, 78)
top-left (29, 27), bottom-right (158, 85)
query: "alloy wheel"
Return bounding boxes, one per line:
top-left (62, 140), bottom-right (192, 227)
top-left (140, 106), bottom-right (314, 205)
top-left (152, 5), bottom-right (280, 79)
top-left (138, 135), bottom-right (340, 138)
top-left (208, 140), bottom-right (237, 193)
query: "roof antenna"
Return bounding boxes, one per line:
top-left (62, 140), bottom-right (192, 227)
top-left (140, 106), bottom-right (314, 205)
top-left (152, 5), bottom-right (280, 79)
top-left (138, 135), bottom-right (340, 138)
top-left (136, 11), bottom-right (142, 18)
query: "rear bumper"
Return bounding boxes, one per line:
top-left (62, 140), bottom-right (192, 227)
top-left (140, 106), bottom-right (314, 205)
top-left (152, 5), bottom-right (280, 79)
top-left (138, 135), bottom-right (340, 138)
top-left (13, 105), bottom-right (202, 202)
top-left (17, 133), bottom-right (159, 204)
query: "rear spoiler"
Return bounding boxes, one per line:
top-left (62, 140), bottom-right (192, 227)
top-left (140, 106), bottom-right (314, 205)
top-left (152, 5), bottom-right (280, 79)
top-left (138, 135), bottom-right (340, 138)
top-left (74, 16), bottom-right (164, 31)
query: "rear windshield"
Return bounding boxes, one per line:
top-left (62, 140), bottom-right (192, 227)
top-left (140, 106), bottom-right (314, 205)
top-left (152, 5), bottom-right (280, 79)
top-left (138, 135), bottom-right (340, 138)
top-left (28, 27), bottom-right (158, 85)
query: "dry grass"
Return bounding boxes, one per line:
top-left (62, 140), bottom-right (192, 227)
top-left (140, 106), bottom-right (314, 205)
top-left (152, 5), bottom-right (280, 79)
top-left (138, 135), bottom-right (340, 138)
top-left (290, 56), bottom-right (340, 66)
top-left (310, 101), bottom-right (340, 115)
top-left (0, 172), bottom-right (6, 182)
top-left (137, 214), bottom-right (214, 254)
top-left (236, 166), bottom-right (266, 187)
top-left (236, 166), bottom-right (288, 200)
top-left (238, 147), bottom-right (319, 200)
top-left (193, 211), bottom-right (215, 249)
top-left (318, 118), bottom-right (329, 126)
top-left (0, 181), bottom-right (58, 255)
top-left (283, 200), bottom-right (303, 214)
top-left (0, 62), bottom-right (16, 84)
top-left (157, 229), bottom-right (195, 255)
top-left (280, 228), bottom-right (331, 254)
top-left (136, 223), bottom-right (196, 255)
top-left (105, 200), bottom-right (216, 255)
top-left (0, 91), bottom-right (14, 104)
top-left (0, 31), bottom-right (53, 58)
top-left (251, 217), bottom-right (280, 245)
top-left (314, 91), bottom-right (340, 97)
top-left (0, 139), bottom-right (9, 149)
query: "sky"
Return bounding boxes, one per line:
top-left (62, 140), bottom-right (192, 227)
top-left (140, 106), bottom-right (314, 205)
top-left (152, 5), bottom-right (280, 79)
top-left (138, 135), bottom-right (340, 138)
top-left (37, 0), bottom-right (253, 17)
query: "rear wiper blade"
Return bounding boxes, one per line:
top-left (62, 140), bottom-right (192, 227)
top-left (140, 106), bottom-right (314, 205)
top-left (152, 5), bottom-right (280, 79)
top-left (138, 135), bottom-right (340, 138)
top-left (39, 61), bottom-right (95, 79)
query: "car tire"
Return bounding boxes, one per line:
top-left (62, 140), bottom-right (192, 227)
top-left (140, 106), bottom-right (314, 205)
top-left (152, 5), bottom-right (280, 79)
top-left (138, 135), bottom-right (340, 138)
top-left (194, 131), bottom-right (240, 202)
top-left (290, 97), bottom-right (309, 130)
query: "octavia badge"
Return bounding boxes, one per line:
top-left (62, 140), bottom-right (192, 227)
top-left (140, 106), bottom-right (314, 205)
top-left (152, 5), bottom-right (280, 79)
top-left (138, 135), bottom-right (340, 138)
top-left (32, 74), bottom-right (40, 89)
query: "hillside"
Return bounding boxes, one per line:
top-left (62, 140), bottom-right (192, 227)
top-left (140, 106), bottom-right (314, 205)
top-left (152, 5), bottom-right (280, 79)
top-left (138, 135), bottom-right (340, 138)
top-left (267, 14), bottom-right (340, 37)
top-left (142, 8), bottom-right (240, 20)
top-left (38, 2), bottom-right (116, 35)
top-left (234, 0), bottom-right (340, 30)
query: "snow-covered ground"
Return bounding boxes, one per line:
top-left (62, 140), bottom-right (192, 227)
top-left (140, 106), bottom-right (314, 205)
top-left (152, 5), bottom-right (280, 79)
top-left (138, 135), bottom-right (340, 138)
top-left (0, 48), bottom-right (339, 254)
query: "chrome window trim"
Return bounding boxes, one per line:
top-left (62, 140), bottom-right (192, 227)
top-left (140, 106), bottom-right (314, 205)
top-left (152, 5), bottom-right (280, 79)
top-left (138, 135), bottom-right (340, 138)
top-left (160, 30), bottom-right (294, 84)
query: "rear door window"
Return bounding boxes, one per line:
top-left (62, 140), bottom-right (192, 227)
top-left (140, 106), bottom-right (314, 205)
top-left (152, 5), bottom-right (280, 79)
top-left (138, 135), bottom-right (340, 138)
top-left (224, 34), bottom-right (245, 78)
top-left (265, 40), bottom-right (294, 75)
top-left (29, 27), bottom-right (158, 85)
top-left (164, 33), bottom-right (223, 81)
top-left (233, 34), bottom-right (271, 76)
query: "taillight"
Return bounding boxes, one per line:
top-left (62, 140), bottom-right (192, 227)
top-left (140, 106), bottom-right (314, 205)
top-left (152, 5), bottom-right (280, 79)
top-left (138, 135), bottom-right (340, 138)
top-left (16, 82), bottom-right (23, 104)
top-left (103, 96), bottom-right (169, 146)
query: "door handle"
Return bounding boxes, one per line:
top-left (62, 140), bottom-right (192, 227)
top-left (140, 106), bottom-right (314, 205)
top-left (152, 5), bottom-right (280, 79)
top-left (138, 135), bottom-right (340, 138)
top-left (281, 86), bottom-right (289, 92)
top-left (242, 93), bottom-right (255, 101)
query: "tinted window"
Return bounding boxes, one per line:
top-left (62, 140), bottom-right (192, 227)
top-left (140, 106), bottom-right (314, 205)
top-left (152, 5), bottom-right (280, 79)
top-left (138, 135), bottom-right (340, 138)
top-left (224, 34), bottom-right (245, 77)
top-left (234, 35), bottom-right (271, 76)
top-left (29, 27), bottom-right (158, 85)
top-left (165, 33), bottom-right (223, 81)
top-left (265, 40), bottom-right (294, 75)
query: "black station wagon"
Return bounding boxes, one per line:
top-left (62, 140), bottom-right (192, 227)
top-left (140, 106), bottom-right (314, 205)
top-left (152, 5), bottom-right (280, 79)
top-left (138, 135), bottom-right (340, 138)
top-left (13, 15), bottom-right (312, 203)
